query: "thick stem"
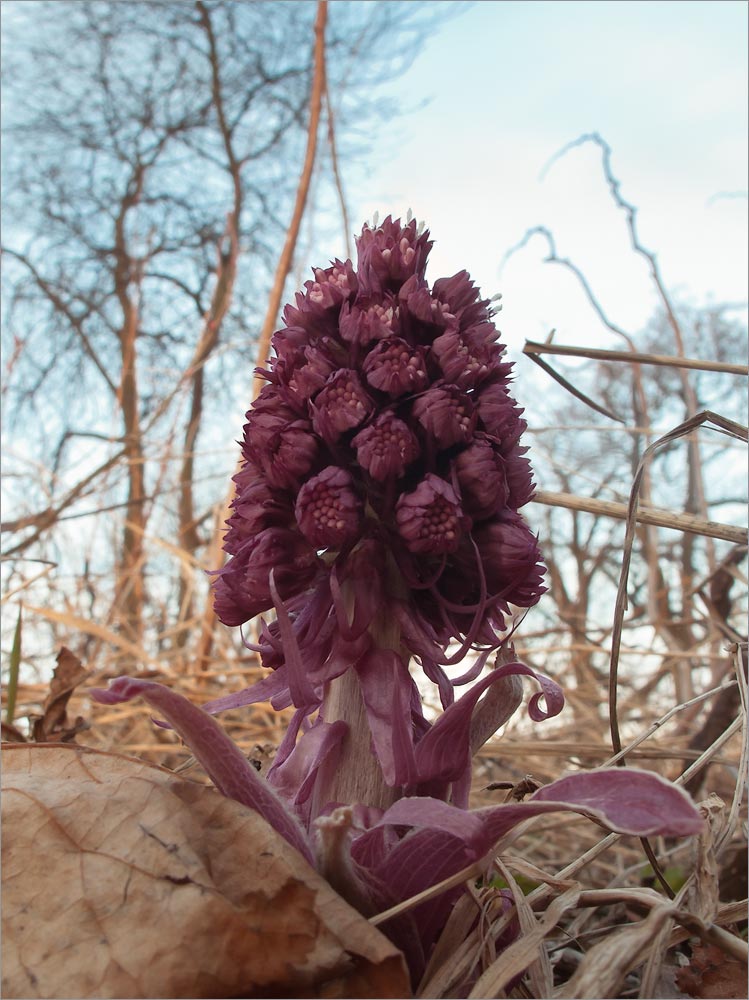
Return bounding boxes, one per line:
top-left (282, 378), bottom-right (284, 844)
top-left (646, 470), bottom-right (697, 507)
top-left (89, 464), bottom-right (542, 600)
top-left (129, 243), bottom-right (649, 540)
top-left (313, 584), bottom-right (404, 815)
top-left (315, 666), bottom-right (398, 815)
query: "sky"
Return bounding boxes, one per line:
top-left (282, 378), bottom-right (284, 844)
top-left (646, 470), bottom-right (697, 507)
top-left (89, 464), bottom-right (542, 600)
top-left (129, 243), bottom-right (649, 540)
top-left (1, 0), bottom-right (745, 682)
top-left (346, 0), bottom-right (748, 362)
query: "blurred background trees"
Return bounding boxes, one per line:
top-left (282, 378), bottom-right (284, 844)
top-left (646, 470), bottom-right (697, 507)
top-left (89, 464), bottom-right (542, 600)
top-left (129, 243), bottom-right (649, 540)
top-left (1, 5), bottom-right (745, 781)
top-left (2, 0), bottom-right (436, 667)
top-left (507, 136), bottom-right (747, 756)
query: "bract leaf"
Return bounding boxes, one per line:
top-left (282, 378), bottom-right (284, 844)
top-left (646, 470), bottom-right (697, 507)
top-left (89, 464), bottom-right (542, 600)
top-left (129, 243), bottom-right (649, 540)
top-left (91, 677), bottom-right (314, 865)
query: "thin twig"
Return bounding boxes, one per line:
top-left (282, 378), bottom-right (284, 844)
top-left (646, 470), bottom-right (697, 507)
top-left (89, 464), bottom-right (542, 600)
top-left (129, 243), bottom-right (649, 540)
top-left (524, 339), bottom-right (748, 376)
top-left (533, 490), bottom-right (745, 545)
top-left (608, 411), bottom-right (748, 757)
top-left (601, 679), bottom-right (739, 768)
top-left (369, 858), bottom-right (486, 927)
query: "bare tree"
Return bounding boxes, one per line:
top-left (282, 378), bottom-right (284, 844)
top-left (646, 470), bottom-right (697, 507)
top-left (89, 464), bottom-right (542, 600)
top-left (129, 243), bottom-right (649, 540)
top-left (1, 0), bottom-right (439, 667)
top-left (508, 135), bottom-right (748, 730)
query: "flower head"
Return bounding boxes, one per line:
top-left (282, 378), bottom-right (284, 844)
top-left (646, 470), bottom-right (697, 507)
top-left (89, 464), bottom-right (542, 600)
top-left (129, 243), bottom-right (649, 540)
top-left (213, 215), bottom-right (545, 794)
top-left (352, 413), bottom-right (419, 482)
top-left (395, 474), bottom-right (467, 554)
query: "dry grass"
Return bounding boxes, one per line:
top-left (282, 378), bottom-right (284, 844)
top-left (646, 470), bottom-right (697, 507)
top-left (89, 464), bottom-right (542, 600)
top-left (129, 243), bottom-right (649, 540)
top-left (4, 624), bottom-right (745, 998)
top-left (2, 413), bottom-right (746, 999)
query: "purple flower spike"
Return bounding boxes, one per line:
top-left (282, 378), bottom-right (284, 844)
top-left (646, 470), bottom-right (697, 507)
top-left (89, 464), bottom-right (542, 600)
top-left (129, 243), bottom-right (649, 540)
top-left (212, 215), bottom-right (550, 814)
top-left (295, 466), bottom-right (363, 549)
top-left (211, 217), bottom-right (551, 758)
top-left (396, 474), bottom-right (468, 554)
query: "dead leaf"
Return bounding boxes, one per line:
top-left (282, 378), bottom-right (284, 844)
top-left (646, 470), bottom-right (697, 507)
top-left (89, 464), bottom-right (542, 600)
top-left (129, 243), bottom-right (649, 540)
top-left (468, 886), bottom-right (582, 998)
top-left (1, 743), bottom-right (410, 999)
top-left (30, 647), bottom-right (89, 743)
top-left (675, 943), bottom-right (748, 999)
top-left (556, 903), bottom-right (678, 999)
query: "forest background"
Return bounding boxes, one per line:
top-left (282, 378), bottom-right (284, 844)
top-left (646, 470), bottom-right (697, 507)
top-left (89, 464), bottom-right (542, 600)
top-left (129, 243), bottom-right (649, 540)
top-left (1, 1), bottom-right (747, 980)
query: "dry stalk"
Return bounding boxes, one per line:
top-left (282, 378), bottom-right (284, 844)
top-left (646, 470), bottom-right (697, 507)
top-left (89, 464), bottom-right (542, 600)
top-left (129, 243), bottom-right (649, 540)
top-left (601, 678), bottom-right (740, 768)
top-left (714, 642), bottom-right (748, 856)
top-left (468, 886), bottom-right (582, 998)
top-left (533, 489), bottom-right (744, 544)
top-left (370, 859), bottom-right (486, 928)
top-left (417, 893), bottom-right (482, 993)
top-left (494, 857), bottom-right (555, 997)
top-left (555, 901), bottom-right (677, 999)
top-left (523, 339), bottom-right (749, 376)
top-left (24, 604), bottom-right (159, 667)
top-left (608, 409), bottom-right (748, 759)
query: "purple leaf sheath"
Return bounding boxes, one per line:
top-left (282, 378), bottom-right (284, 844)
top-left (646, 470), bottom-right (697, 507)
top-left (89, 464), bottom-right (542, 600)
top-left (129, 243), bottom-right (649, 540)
top-left (90, 677), bottom-right (314, 865)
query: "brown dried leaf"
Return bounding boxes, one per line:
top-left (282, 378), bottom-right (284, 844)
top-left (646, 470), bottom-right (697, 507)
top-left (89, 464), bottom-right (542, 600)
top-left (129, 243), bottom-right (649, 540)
top-left (467, 885), bottom-right (582, 998)
top-left (675, 943), bottom-right (748, 999)
top-left (1, 743), bottom-right (409, 999)
top-left (556, 903), bottom-right (677, 1000)
top-left (417, 892), bottom-right (479, 995)
top-left (30, 647), bottom-right (89, 743)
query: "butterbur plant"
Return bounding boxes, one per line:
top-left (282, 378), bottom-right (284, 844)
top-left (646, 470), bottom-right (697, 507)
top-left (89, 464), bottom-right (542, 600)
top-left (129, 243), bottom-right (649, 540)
top-left (209, 213), bottom-right (548, 815)
top-left (93, 216), bottom-right (703, 990)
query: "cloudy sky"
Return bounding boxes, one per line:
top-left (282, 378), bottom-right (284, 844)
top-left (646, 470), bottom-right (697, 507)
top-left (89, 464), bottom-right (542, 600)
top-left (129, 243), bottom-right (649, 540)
top-left (347, 0), bottom-right (748, 359)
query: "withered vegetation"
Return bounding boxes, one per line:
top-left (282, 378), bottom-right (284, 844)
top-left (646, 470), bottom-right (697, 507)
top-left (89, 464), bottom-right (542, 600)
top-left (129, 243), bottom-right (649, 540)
top-left (2, 20), bottom-right (746, 995)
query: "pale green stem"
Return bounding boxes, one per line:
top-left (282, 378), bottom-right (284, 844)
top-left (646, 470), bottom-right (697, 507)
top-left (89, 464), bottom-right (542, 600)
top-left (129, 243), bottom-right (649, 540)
top-left (314, 665), bottom-right (399, 814)
top-left (311, 576), bottom-right (406, 815)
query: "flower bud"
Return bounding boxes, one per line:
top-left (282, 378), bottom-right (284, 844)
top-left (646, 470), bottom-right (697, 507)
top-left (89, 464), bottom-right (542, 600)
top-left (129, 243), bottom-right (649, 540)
top-left (395, 474), bottom-right (468, 554)
top-left (304, 259), bottom-right (357, 309)
top-left (339, 299), bottom-right (396, 346)
top-left (247, 392), bottom-right (319, 489)
top-left (476, 378), bottom-right (526, 448)
top-left (352, 413), bottom-right (420, 481)
top-left (356, 215), bottom-right (432, 295)
top-left (214, 528), bottom-right (321, 626)
top-left (295, 466), bottom-right (363, 549)
top-left (412, 384), bottom-right (476, 448)
top-left (432, 321), bottom-right (501, 389)
top-left (362, 337), bottom-right (428, 397)
top-left (453, 435), bottom-right (508, 520)
top-left (473, 515), bottom-right (546, 606)
top-left (310, 369), bottom-right (374, 443)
